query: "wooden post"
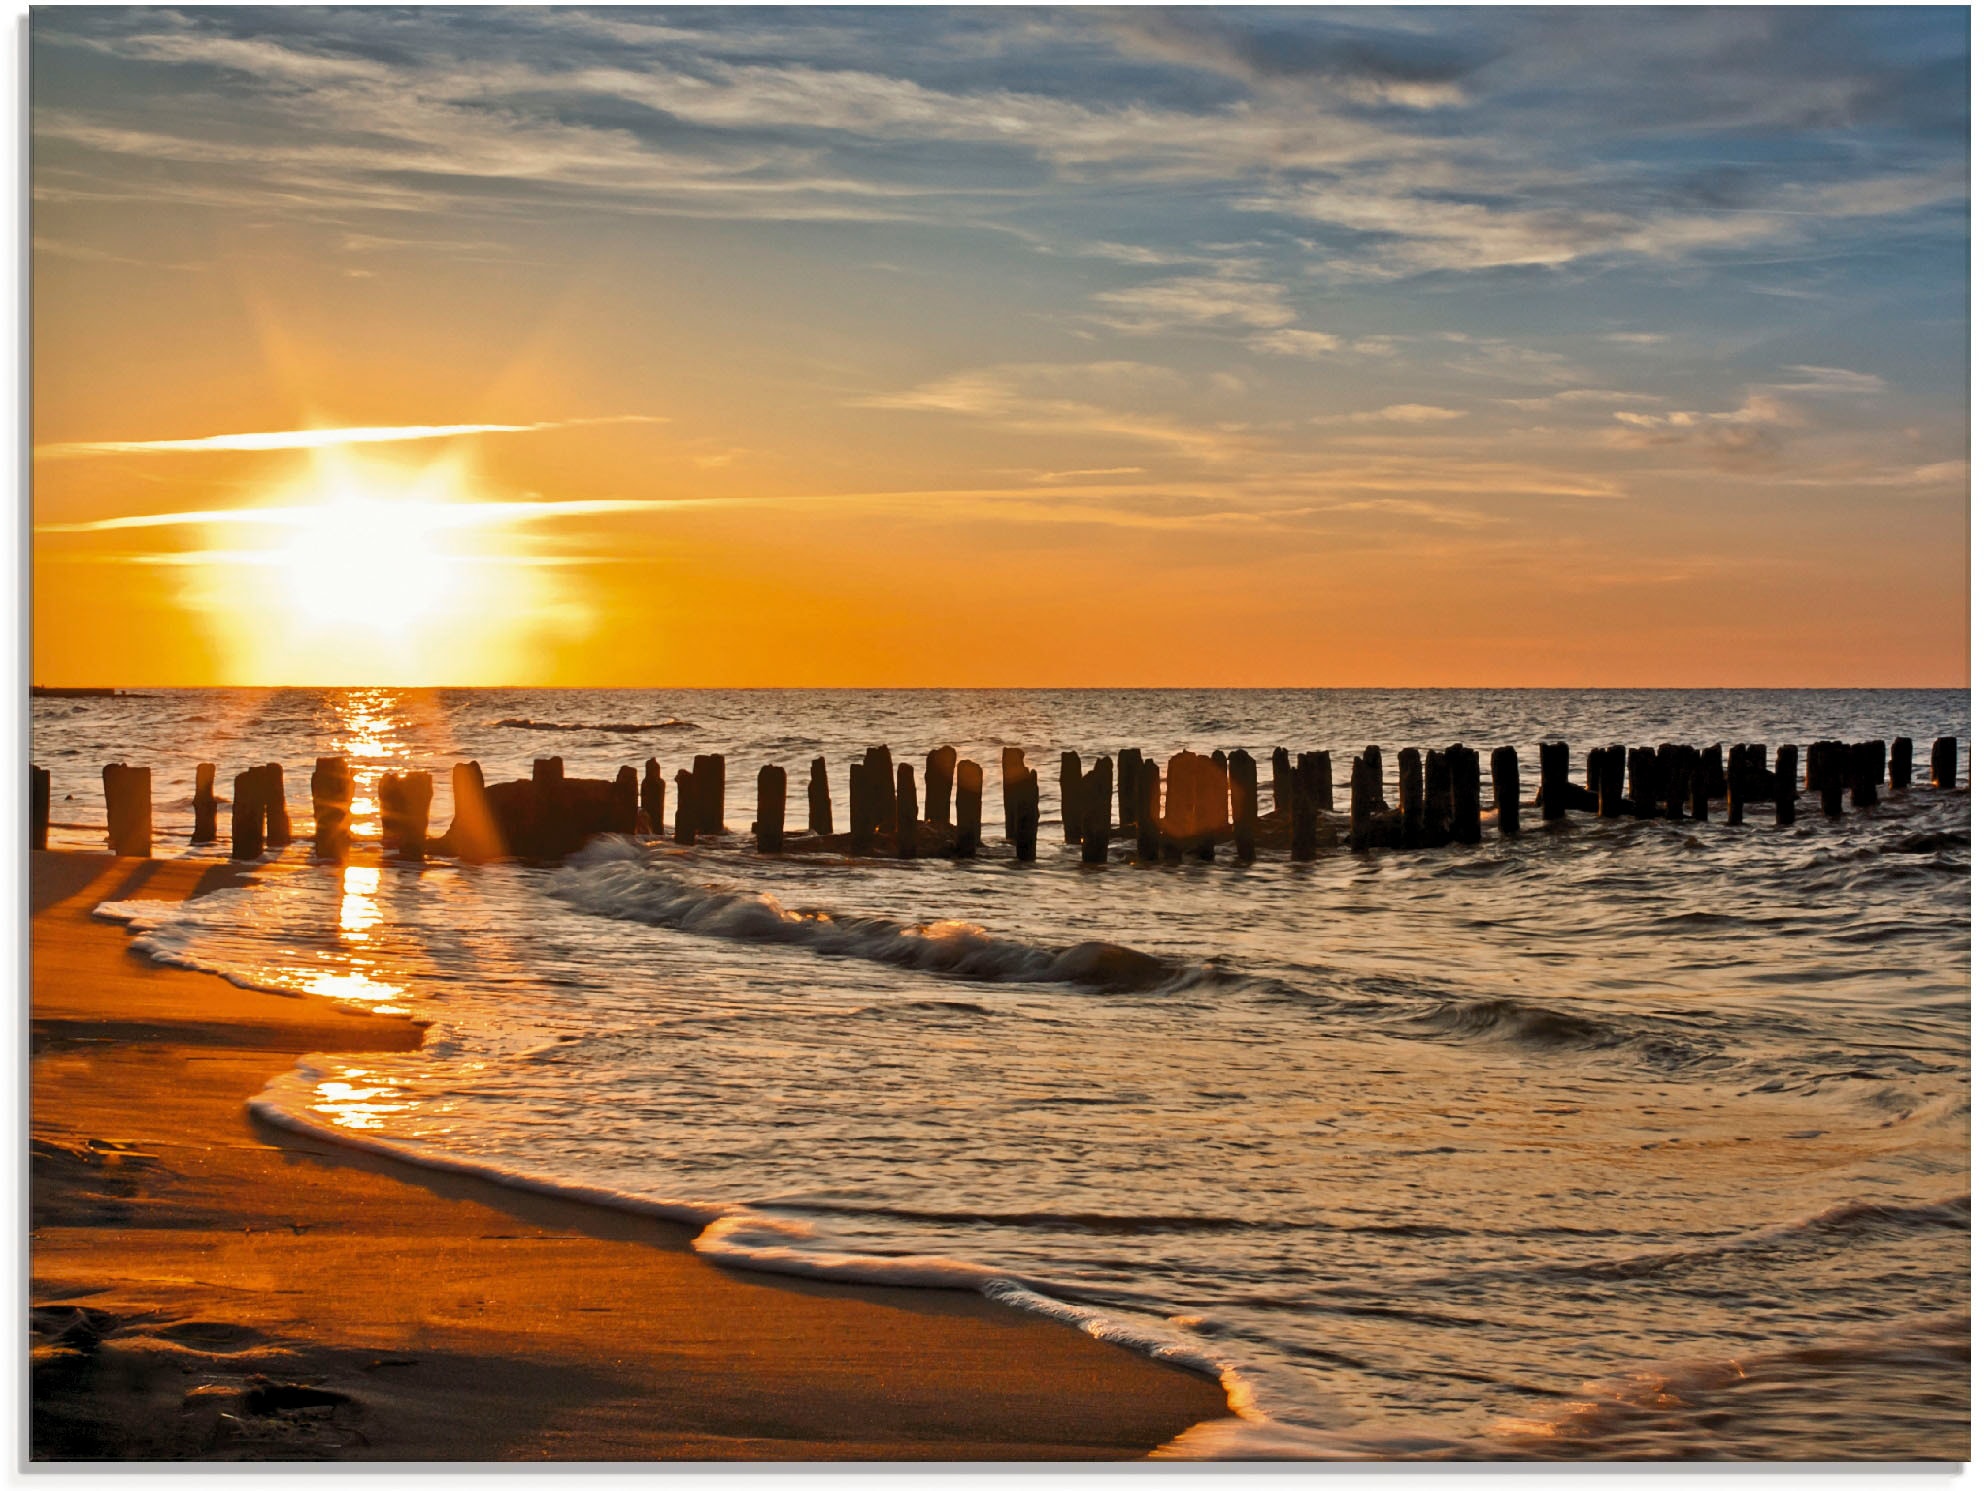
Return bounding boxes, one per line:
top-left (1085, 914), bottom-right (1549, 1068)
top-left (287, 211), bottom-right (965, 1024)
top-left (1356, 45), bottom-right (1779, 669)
top-left (1291, 756), bottom-right (1317, 861)
top-left (1137, 759), bottom-right (1162, 862)
top-left (191, 762), bottom-right (218, 844)
top-left (1774, 745), bottom-right (1798, 825)
top-left (1930, 736), bottom-right (1957, 789)
top-left (1849, 741), bottom-right (1882, 809)
top-left (1491, 746), bottom-right (1520, 835)
top-left (261, 763), bottom-right (293, 847)
top-left (102, 763), bottom-right (152, 858)
top-left (534, 756), bottom-right (564, 792)
top-left (896, 763), bottom-right (918, 858)
top-left (311, 757), bottom-right (353, 862)
top-left (1700, 746), bottom-right (1725, 813)
top-left (231, 768), bottom-right (263, 860)
top-left (397, 771), bottom-right (432, 861)
top-left (1447, 746), bottom-right (1481, 846)
top-left (1059, 751), bottom-right (1083, 845)
top-left (1298, 753), bottom-right (1337, 850)
top-left (450, 761), bottom-right (500, 861)
top-left (691, 754), bottom-right (726, 833)
top-left (1814, 742), bottom-right (1844, 818)
top-left (1725, 752), bottom-right (1744, 826)
top-left (1538, 741), bottom-right (1567, 821)
top-left (1001, 748), bottom-right (1026, 843)
top-left (1656, 745), bottom-right (1690, 821)
top-left (1080, 760), bottom-right (1109, 865)
top-left (1397, 749), bottom-right (1424, 848)
top-left (1422, 749), bottom-right (1453, 849)
top-left (675, 769), bottom-right (697, 845)
top-left (379, 771), bottom-right (405, 850)
top-left (30, 765), bottom-right (49, 851)
top-left (1348, 754), bottom-right (1381, 852)
top-left (925, 746), bottom-right (957, 828)
top-left (1271, 747), bottom-right (1290, 816)
top-left (807, 757), bottom-right (832, 836)
top-left (757, 765), bottom-right (787, 853)
top-left (641, 759), bottom-right (664, 834)
top-left (1117, 749), bottom-right (1142, 834)
top-left (1598, 746), bottom-right (1627, 819)
top-left (1889, 737), bottom-right (1913, 792)
top-left (1229, 749), bottom-right (1258, 863)
top-left (1011, 767), bottom-right (1039, 862)
top-left (955, 759), bottom-right (983, 857)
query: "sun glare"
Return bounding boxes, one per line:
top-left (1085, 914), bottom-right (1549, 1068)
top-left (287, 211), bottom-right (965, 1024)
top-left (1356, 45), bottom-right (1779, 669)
top-left (280, 488), bottom-right (458, 636)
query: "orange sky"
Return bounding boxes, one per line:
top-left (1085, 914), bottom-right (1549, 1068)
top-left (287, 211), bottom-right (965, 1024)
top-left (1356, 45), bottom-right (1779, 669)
top-left (31, 8), bottom-right (1970, 687)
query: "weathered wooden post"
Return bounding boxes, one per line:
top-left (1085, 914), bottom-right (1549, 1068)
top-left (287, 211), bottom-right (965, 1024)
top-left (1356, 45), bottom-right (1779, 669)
top-left (955, 759), bottom-right (983, 857)
top-left (1080, 760), bottom-right (1110, 865)
top-left (1011, 766), bottom-right (1040, 863)
top-left (641, 759), bottom-right (664, 834)
top-left (311, 757), bottom-right (353, 862)
top-left (449, 761), bottom-right (499, 861)
top-left (190, 762), bottom-right (218, 845)
top-left (1290, 756), bottom-right (1318, 861)
top-left (925, 746), bottom-right (957, 828)
top-left (1059, 751), bottom-right (1083, 845)
top-left (1774, 745), bottom-right (1798, 825)
top-left (1229, 749), bottom-right (1258, 863)
top-left (1422, 749), bottom-right (1453, 849)
top-left (896, 763), bottom-right (919, 858)
top-left (31, 765), bottom-right (49, 851)
top-left (1889, 737), bottom-right (1913, 792)
top-left (1271, 747), bottom-right (1290, 816)
top-left (1598, 746), bottom-right (1627, 819)
top-left (231, 768), bottom-right (263, 860)
top-left (1117, 748), bottom-right (1142, 834)
top-left (1491, 746), bottom-right (1520, 835)
top-left (847, 762), bottom-right (869, 852)
top-left (399, 771), bottom-right (433, 861)
top-left (261, 764), bottom-right (293, 847)
top-left (1849, 741), bottom-right (1883, 809)
top-left (695, 754), bottom-right (727, 833)
top-left (1725, 752), bottom-right (1745, 826)
top-left (1448, 746), bottom-right (1482, 846)
top-left (534, 756), bottom-right (564, 792)
top-left (1657, 745), bottom-right (1691, 821)
top-left (1397, 749), bottom-right (1424, 848)
top-left (801, 757), bottom-right (827, 837)
top-left (605, 765), bottom-right (636, 835)
top-left (1001, 748), bottom-right (1026, 843)
top-left (102, 763), bottom-right (152, 858)
top-left (1698, 746), bottom-right (1724, 819)
top-left (757, 765), bottom-right (787, 853)
top-left (1931, 736), bottom-right (1958, 790)
top-left (675, 769), bottom-right (697, 845)
top-left (1298, 753), bottom-right (1338, 849)
top-left (1137, 759), bottom-right (1162, 862)
top-left (1814, 742), bottom-right (1845, 818)
top-left (1348, 754), bottom-right (1381, 852)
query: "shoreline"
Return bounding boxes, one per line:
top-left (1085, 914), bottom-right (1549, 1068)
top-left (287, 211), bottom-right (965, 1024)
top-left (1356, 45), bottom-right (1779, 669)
top-left (29, 848), bottom-right (1232, 1461)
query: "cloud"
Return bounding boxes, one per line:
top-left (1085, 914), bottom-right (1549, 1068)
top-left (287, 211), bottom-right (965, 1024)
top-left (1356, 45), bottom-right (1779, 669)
top-left (37, 498), bottom-right (683, 535)
top-left (1767, 365), bottom-right (1886, 395)
top-left (35, 416), bottom-right (666, 460)
top-left (1091, 267), bottom-right (1295, 334)
top-left (1248, 328), bottom-right (1343, 358)
top-left (1606, 393), bottom-right (1800, 463)
top-left (1347, 404), bottom-right (1468, 424)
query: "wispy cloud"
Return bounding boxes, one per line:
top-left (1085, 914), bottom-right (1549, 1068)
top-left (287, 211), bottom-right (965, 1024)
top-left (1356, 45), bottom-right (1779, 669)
top-left (37, 498), bottom-right (683, 535)
top-left (36, 416), bottom-right (666, 460)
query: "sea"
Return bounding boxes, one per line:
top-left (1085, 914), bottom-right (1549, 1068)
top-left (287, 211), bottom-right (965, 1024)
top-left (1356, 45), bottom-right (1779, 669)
top-left (32, 687), bottom-right (1971, 1460)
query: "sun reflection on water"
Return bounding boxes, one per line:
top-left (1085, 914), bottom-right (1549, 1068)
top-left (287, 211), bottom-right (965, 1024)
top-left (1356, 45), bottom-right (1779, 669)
top-left (311, 1072), bottom-right (413, 1133)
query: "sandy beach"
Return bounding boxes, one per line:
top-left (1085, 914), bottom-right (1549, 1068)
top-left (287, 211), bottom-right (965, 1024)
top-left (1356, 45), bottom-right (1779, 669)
top-left (28, 849), bottom-right (1230, 1461)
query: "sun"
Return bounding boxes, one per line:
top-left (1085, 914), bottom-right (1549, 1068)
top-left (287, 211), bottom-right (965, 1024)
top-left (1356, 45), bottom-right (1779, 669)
top-left (277, 473), bottom-right (461, 637)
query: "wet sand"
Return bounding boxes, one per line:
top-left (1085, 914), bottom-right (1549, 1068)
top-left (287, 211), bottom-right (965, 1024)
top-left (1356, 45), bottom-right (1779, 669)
top-left (29, 850), bottom-right (1230, 1461)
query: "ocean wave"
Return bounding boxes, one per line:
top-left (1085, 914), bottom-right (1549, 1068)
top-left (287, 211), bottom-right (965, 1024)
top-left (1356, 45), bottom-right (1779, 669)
top-left (492, 717), bottom-right (695, 734)
top-left (552, 840), bottom-right (1225, 994)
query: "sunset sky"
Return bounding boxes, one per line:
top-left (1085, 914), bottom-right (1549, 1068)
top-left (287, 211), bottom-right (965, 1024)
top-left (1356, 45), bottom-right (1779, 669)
top-left (31, 6), bottom-right (1970, 687)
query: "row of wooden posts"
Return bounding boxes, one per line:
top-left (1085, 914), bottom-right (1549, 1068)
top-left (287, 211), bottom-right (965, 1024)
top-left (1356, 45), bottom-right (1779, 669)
top-left (35, 734), bottom-right (1963, 863)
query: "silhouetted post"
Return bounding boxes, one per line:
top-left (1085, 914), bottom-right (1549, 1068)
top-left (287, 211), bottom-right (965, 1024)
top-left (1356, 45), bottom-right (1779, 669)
top-left (1229, 749), bottom-right (1258, 864)
top-left (1585, 747), bottom-right (1605, 802)
top-left (603, 765), bottom-right (635, 835)
top-left (1397, 749), bottom-right (1424, 848)
top-left (847, 763), bottom-right (870, 852)
top-left (31, 766), bottom-right (49, 851)
top-left (896, 763), bottom-right (918, 858)
top-left (641, 759), bottom-right (664, 834)
top-left (102, 763), bottom-right (152, 858)
top-left (1931, 736), bottom-right (1958, 790)
top-left (955, 760), bottom-right (983, 857)
top-left (1598, 746), bottom-right (1627, 819)
top-left (311, 757), bottom-right (353, 862)
top-left (1271, 747), bottom-right (1290, 816)
top-left (231, 768), bottom-right (263, 860)
top-left (1700, 745), bottom-right (1725, 812)
top-left (1774, 746), bottom-right (1798, 825)
top-left (534, 756), bottom-right (564, 792)
top-left (1421, 749), bottom-right (1452, 849)
top-left (808, 757), bottom-right (832, 836)
top-left (1656, 745), bottom-right (1690, 821)
top-left (1011, 768), bottom-right (1040, 862)
top-left (1814, 742), bottom-right (1844, 818)
top-left (694, 754), bottom-right (727, 833)
top-left (1136, 759), bottom-right (1162, 862)
top-left (1447, 746), bottom-right (1481, 846)
top-left (399, 771), bottom-right (433, 861)
top-left (449, 761), bottom-right (499, 861)
top-left (1685, 749), bottom-right (1709, 822)
top-left (1538, 742), bottom-right (1568, 821)
top-left (1117, 748), bottom-right (1142, 832)
top-left (184, 762), bottom-right (216, 845)
top-left (1725, 753), bottom-right (1745, 826)
top-left (1080, 760), bottom-right (1110, 865)
top-left (757, 765), bottom-right (787, 854)
top-left (1059, 751), bottom-right (1083, 845)
top-left (1491, 746), bottom-right (1520, 835)
top-left (1001, 748), bottom-right (1027, 842)
top-left (1348, 754), bottom-right (1382, 851)
top-left (1889, 737), bottom-right (1913, 792)
top-left (675, 769), bottom-right (697, 845)
top-left (260, 763), bottom-right (292, 847)
top-left (1849, 741), bottom-right (1883, 809)
top-left (1290, 757), bottom-right (1318, 862)
top-left (925, 746), bottom-right (957, 828)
